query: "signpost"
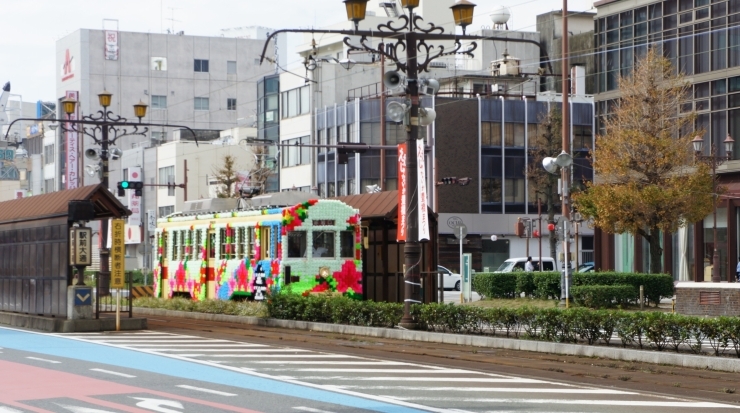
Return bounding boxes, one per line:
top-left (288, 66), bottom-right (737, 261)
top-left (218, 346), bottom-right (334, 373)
top-left (110, 219), bottom-right (125, 331)
top-left (453, 223), bottom-right (468, 303)
top-left (463, 253), bottom-right (472, 303)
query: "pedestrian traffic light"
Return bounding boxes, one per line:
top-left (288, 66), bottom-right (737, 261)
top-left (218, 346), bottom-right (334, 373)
top-left (117, 181), bottom-right (143, 196)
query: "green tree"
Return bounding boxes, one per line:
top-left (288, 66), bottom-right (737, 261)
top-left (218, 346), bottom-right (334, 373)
top-left (526, 107), bottom-right (562, 260)
top-left (573, 49), bottom-right (714, 274)
top-left (212, 154), bottom-right (240, 198)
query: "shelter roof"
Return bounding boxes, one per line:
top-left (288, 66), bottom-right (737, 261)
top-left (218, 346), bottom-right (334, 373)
top-left (0, 184), bottom-right (130, 224)
top-left (334, 191), bottom-right (399, 219)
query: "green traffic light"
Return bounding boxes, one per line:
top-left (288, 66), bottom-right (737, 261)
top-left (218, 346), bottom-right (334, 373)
top-left (121, 181), bottom-right (130, 189)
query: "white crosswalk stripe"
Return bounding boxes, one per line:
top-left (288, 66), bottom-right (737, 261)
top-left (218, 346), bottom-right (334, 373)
top-left (55, 331), bottom-right (740, 412)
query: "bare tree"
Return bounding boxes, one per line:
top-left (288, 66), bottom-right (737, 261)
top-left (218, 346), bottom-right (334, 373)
top-left (526, 107), bottom-right (563, 260)
top-left (243, 145), bottom-right (276, 196)
top-left (212, 154), bottom-right (240, 198)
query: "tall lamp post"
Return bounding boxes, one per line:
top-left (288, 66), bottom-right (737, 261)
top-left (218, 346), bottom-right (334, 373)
top-left (692, 134), bottom-right (735, 283)
top-left (4, 93), bottom-right (197, 286)
top-left (59, 92), bottom-right (149, 285)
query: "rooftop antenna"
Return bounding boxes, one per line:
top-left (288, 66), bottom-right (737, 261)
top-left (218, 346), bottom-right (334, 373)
top-left (166, 7), bottom-right (181, 34)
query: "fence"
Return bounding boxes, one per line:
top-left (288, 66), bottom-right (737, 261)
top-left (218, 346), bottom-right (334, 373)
top-left (95, 271), bottom-right (133, 319)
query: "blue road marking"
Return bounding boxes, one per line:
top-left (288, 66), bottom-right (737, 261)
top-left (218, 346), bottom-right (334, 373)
top-left (0, 327), bottom-right (428, 413)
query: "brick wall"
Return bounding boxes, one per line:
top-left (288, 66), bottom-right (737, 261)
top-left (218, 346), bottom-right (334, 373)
top-left (675, 287), bottom-right (740, 316)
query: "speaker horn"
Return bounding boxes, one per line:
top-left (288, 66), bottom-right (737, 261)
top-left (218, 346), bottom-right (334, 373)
top-left (383, 70), bottom-right (405, 90)
top-left (85, 148), bottom-right (100, 160)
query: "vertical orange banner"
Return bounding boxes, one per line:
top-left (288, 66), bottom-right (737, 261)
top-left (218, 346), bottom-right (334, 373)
top-left (397, 143), bottom-right (407, 242)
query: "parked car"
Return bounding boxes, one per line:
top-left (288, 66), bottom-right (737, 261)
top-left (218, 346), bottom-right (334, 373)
top-left (438, 265), bottom-right (461, 291)
top-left (578, 262), bottom-right (595, 272)
top-left (494, 257), bottom-right (556, 273)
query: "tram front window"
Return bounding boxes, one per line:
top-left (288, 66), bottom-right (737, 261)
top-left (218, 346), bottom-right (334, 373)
top-left (312, 231), bottom-right (335, 258)
top-left (288, 231), bottom-right (307, 258)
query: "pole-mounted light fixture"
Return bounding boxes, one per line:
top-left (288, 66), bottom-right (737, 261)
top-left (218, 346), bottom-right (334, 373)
top-left (724, 133), bottom-right (735, 157)
top-left (61, 97), bottom-right (77, 116)
top-left (692, 135), bottom-right (704, 153)
top-left (401, 0), bottom-right (421, 10)
top-left (98, 90), bottom-right (113, 108)
top-left (450, 0), bottom-right (477, 35)
top-left (304, 56), bottom-right (317, 71)
top-left (344, 0), bottom-right (369, 31)
top-left (133, 100), bottom-right (148, 120)
top-left (339, 58), bottom-right (357, 70)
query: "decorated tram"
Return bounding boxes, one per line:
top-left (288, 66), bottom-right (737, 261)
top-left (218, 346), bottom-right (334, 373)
top-left (153, 199), bottom-right (362, 301)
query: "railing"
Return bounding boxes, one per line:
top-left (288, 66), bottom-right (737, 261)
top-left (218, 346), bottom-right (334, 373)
top-left (347, 82), bottom-right (382, 101)
top-left (95, 271), bottom-right (133, 319)
top-left (581, 250), bottom-right (594, 264)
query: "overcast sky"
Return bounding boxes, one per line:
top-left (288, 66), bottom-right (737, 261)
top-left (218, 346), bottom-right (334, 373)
top-left (0, 0), bottom-right (595, 102)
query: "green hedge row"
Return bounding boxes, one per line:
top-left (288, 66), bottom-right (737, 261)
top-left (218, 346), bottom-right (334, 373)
top-left (472, 272), bottom-right (674, 306)
top-left (571, 285), bottom-right (636, 308)
top-left (266, 293), bottom-right (402, 328)
top-left (260, 294), bottom-right (740, 357)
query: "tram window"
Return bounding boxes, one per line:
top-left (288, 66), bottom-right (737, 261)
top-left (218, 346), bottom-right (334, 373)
top-left (185, 230), bottom-right (193, 259)
top-left (260, 227), bottom-right (271, 259)
top-left (219, 228), bottom-right (229, 258)
top-left (194, 229), bottom-right (202, 259)
top-left (288, 231), bottom-right (307, 258)
top-left (237, 227), bottom-right (245, 259)
top-left (312, 231), bottom-right (335, 258)
top-left (340, 231), bottom-right (355, 258)
top-left (209, 232), bottom-right (216, 259)
top-left (247, 227), bottom-right (255, 259)
top-left (172, 231), bottom-right (179, 260)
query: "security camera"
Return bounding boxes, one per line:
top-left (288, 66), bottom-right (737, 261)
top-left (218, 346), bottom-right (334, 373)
top-left (419, 78), bottom-right (440, 96)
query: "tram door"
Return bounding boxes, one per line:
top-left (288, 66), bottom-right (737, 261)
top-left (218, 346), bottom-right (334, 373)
top-left (207, 227), bottom-right (216, 299)
top-left (159, 231), bottom-right (169, 298)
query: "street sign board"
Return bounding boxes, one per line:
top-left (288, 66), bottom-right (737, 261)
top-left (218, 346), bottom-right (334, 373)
top-left (69, 227), bottom-right (92, 266)
top-left (453, 223), bottom-right (467, 239)
top-left (111, 219), bottom-right (125, 289)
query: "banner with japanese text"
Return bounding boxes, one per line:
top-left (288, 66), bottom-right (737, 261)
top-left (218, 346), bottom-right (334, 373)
top-left (110, 219), bottom-right (125, 289)
top-left (65, 90), bottom-right (79, 189)
top-left (397, 143), bottom-right (407, 242)
top-left (417, 143), bottom-right (430, 241)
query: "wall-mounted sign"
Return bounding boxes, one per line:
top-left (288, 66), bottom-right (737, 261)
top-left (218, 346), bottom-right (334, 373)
top-left (127, 167), bottom-right (142, 227)
top-left (105, 30), bottom-right (119, 60)
top-left (110, 219), bottom-right (126, 289)
top-left (69, 227), bottom-right (92, 266)
top-left (65, 90), bottom-right (79, 189)
top-left (62, 49), bottom-right (75, 82)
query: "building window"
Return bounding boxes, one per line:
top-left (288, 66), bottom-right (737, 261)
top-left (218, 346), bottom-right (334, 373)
top-left (280, 85), bottom-right (311, 118)
top-left (227, 98), bottom-right (237, 111)
top-left (152, 130), bottom-right (166, 143)
top-left (282, 136), bottom-right (310, 167)
top-left (44, 178), bottom-right (54, 193)
top-left (227, 60), bottom-right (237, 74)
top-left (194, 97), bottom-right (209, 111)
top-left (151, 95), bottom-right (167, 109)
top-left (158, 205), bottom-right (174, 217)
top-left (43, 145), bottom-right (54, 164)
top-left (151, 57), bottom-right (167, 71)
top-left (158, 165), bottom-right (175, 185)
top-left (194, 59), bottom-right (209, 72)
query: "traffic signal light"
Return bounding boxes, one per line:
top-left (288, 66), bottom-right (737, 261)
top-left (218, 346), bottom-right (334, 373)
top-left (441, 177), bottom-right (458, 185)
top-left (117, 181), bottom-right (143, 196)
top-left (337, 142), bottom-right (368, 165)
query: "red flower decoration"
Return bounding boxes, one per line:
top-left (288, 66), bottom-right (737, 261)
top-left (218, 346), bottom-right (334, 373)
top-left (333, 260), bottom-right (362, 294)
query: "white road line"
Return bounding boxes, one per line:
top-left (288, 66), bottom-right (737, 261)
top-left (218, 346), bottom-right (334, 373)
top-left (151, 348), bottom-right (307, 352)
top-left (247, 361), bottom-right (411, 365)
top-left (208, 354), bottom-right (358, 358)
top-left (301, 377), bottom-right (547, 383)
top-left (388, 398), bottom-right (740, 409)
top-left (260, 368), bottom-right (479, 373)
top-left (0, 407), bottom-right (24, 413)
top-left (329, 386), bottom-right (635, 394)
top-left (90, 368), bottom-right (137, 378)
top-left (114, 342), bottom-right (264, 348)
top-left (26, 356), bottom-right (60, 364)
top-left (176, 384), bottom-right (237, 396)
top-left (293, 407), bottom-right (336, 413)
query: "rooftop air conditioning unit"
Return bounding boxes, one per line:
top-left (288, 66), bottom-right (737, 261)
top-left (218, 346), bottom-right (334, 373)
top-left (492, 84), bottom-right (504, 93)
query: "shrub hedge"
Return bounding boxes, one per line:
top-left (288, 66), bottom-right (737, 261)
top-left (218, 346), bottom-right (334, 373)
top-left (570, 285), bottom-right (637, 308)
top-left (138, 294), bottom-right (740, 357)
top-left (472, 271), bottom-right (674, 306)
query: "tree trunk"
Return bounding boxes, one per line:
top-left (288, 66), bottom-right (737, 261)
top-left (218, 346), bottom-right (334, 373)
top-left (647, 227), bottom-right (663, 275)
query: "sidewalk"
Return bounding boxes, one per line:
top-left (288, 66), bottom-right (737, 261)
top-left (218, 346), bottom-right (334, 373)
top-left (134, 306), bottom-right (740, 374)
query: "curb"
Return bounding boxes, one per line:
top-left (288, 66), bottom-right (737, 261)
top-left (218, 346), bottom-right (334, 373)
top-left (135, 307), bottom-right (740, 373)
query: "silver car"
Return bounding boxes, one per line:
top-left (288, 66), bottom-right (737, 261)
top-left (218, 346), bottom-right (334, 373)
top-left (438, 265), bottom-right (461, 291)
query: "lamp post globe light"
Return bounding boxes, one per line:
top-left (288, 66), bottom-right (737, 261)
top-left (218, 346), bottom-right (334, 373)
top-left (692, 134), bottom-right (735, 282)
top-left (542, 151), bottom-right (573, 307)
top-left (258, 0), bottom-right (551, 326)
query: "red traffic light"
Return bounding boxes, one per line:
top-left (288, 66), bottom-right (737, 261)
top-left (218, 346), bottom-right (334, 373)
top-left (547, 223), bottom-right (556, 231)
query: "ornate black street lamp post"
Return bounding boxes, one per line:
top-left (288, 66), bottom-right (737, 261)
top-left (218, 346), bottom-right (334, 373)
top-left (693, 134), bottom-right (735, 283)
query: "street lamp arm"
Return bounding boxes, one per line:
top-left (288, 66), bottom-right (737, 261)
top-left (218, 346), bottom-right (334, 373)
top-left (2, 117), bottom-right (199, 147)
top-left (258, 28), bottom-right (552, 75)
